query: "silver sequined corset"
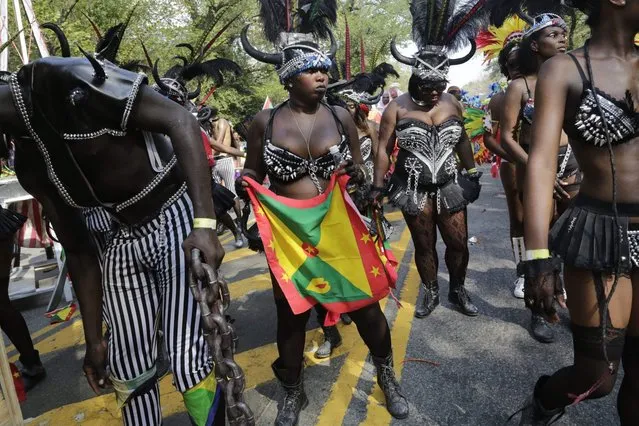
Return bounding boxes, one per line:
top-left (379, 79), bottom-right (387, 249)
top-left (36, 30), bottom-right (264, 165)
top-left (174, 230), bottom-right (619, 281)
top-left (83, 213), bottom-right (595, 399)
top-left (575, 89), bottom-right (639, 146)
top-left (394, 117), bottom-right (463, 185)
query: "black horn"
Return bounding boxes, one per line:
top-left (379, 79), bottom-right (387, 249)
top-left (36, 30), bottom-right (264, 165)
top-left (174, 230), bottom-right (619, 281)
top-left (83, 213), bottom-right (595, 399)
top-left (517, 5), bottom-right (534, 24)
top-left (152, 59), bottom-right (173, 94)
top-left (327, 29), bottom-right (337, 60)
top-left (390, 38), bottom-right (415, 66)
top-left (240, 25), bottom-right (281, 65)
top-left (174, 55), bottom-right (188, 66)
top-left (187, 81), bottom-right (202, 99)
top-left (41, 23), bottom-right (71, 57)
top-left (366, 87), bottom-right (384, 105)
top-left (449, 38), bottom-right (476, 66)
top-left (77, 45), bottom-right (106, 82)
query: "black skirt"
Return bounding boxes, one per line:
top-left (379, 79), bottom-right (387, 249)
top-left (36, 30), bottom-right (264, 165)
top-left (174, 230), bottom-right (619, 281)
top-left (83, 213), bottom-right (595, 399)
top-left (0, 206), bottom-right (26, 240)
top-left (550, 194), bottom-right (636, 274)
top-left (212, 181), bottom-right (236, 218)
top-left (386, 175), bottom-right (468, 216)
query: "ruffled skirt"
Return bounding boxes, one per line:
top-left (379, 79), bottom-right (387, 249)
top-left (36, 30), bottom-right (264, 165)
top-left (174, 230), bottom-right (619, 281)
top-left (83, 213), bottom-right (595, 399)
top-left (550, 194), bottom-right (636, 274)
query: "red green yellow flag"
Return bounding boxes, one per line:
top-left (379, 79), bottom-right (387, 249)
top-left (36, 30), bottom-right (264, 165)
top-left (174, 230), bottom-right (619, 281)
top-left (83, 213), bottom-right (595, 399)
top-left (244, 175), bottom-right (397, 325)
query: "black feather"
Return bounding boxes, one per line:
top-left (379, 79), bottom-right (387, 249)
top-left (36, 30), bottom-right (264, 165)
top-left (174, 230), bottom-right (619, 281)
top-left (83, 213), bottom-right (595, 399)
top-left (258, 0), bottom-right (290, 43)
top-left (445, 0), bottom-right (491, 52)
top-left (297, 0), bottom-right (338, 39)
top-left (371, 63), bottom-right (400, 80)
top-left (95, 5), bottom-right (137, 62)
top-left (181, 58), bottom-right (242, 87)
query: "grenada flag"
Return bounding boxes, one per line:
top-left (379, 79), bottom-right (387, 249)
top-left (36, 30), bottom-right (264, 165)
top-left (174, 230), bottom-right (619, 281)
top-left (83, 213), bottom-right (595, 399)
top-left (244, 174), bottom-right (398, 325)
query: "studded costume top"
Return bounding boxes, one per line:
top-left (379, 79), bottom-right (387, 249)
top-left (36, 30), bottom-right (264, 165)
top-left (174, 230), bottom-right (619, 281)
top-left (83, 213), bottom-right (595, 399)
top-left (359, 135), bottom-right (374, 183)
top-left (386, 117), bottom-right (469, 215)
top-left (263, 101), bottom-right (350, 193)
top-left (9, 57), bottom-right (181, 222)
top-left (567, 54), bottom-right (639, 147)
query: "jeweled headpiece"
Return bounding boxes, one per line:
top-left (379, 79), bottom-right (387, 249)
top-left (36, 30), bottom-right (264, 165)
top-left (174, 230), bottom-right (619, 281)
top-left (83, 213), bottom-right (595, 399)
top-left (524, 13), bottom-right (567, 38)
top-left (391, 1), bottom-right (492, 83)
top-left (241, 1), bottom-right (338, 85)
top-left (476, 15), bottom-right (528, 63)
top-left (327, 63), bottom-right (399, 106)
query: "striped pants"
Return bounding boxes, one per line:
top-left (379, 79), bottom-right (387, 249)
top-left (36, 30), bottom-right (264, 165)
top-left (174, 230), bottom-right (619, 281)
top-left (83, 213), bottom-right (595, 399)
top-left (101, 190), bottom-right (212, 425)
top-left (212, 156), bottom-right (237, 195)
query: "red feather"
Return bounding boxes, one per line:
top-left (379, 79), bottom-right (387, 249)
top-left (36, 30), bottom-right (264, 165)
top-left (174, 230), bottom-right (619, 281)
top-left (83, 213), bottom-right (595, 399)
top-left (199, 13), bottom-right (242, 61)
top-left (200, 86), bottom-right (217, 105)
top-left (446, 0), bottom-right (488, 43)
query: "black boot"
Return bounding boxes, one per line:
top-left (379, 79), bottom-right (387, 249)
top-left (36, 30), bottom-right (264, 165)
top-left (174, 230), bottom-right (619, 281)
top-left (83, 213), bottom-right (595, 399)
top-left (272, 360), bottom-right (308, 426)
top-left (516, 376), bottom-right (565, 425)
top-left (372, 352), bottom-right (409, 419)
top-left (340, 313), bottom-right (352, 325)
top-left (315, 326), bottom-right (343, 359)
top-left (530, 314), bottom-right (555, 344)
top-left (19, 350), bottom-right (46, 391)
top-left (415, 281), bottom-right (439, 318)
top-left (448, 282), bottom-right (479, 317)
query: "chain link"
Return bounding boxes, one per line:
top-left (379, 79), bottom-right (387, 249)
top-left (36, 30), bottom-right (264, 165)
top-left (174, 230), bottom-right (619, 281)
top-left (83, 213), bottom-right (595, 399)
top-left (189, 249), bottom-right (255, 426)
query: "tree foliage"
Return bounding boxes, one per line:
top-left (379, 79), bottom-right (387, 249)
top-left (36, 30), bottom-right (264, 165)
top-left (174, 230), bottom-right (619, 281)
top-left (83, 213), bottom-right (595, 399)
top-left (2, 1), bottom-right (595, 119)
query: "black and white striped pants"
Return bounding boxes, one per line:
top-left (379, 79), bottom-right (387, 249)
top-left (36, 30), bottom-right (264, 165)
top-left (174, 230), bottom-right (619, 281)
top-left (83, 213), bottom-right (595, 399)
top-left (81, 207), bottom-right (112, 262)
top-left (212, 156), bottom-right (237, 196)
top-left (101, 190), bottom-right (212, 425)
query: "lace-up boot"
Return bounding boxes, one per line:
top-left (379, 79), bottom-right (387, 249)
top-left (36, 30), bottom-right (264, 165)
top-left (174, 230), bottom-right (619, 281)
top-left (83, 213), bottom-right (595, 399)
top-left (272, 360), bottom-right (308, 426)
top-left (372, 352), bottom-right (409, 419)
top-left (415, 280), bottom-right (439, 318)
top-left (448, 282), bottom-right (479, 316)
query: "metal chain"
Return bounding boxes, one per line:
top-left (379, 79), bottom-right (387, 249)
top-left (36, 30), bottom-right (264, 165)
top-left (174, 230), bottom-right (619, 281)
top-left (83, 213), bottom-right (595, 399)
top-left (189, 249), bottom-right (255, 426)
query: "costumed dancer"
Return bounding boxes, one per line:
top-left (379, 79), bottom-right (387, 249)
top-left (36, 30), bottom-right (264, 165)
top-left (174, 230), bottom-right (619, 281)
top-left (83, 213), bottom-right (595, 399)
top-left (375, 0), bottom-right (487, 319)
top-left (518, 0), bottom-right (639, 424)
top-left (477, 15), bottom-right (527, 298)
top-left (145, 48), bottom-right (247, 249)
top-left (327, 63), bottom-right (400, 184)
top-left (308, 63), bottom-right (400, 360)
top-left (0, 206), bottom-right (45, 390)
top-left (0, 22), bottom-right (230, 425)
top-left (238, 1), bottom-right (408, 422)
top-left (500, 10), bottom-right (576, 344)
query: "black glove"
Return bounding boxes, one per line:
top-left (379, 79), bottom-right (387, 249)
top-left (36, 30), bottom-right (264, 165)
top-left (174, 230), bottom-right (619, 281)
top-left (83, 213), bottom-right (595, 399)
top-left (519, 257), bottom-right (566, 322)
top-left (458, 170), bottom-right (482, 203)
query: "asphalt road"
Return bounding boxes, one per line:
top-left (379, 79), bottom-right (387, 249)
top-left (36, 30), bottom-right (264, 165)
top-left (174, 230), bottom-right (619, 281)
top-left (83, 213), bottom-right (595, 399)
top-left (3, 168), bottom-right (622, 425)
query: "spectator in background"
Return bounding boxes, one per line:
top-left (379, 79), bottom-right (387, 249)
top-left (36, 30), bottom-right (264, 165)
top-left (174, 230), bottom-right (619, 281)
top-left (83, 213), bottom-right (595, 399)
top-left (447, 85), bottom-right (463, 101)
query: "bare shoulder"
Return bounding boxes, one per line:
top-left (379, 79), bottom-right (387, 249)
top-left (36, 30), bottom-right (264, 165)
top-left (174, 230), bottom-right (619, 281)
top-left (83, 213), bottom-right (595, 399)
top-left (252, 109), bottom-right (271, 129)
top-left (441, 92), bottom-right (463, 116)
top-left (331, 104), bottom-right (351, 122)
top-left (538, 53), bottom-right (581, 83)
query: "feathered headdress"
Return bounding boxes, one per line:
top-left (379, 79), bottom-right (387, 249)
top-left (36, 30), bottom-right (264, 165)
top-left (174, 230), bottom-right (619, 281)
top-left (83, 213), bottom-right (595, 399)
top-left (145, 13), bottom-right (242, 107)
top-left (241, 0), bottom-right (338, 84)
top-left (327, 63), bottom-right (400, 106)
top-left (391, 1), bottom-right (492, 83)
top-left (476, 15), bottom-right (528, 63)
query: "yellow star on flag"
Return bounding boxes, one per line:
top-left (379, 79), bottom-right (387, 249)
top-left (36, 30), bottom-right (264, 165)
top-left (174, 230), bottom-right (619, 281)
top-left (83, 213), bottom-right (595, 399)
top-left (361, 233), bottom-right (372, 244)
top-left (267, 240), bottom-right (275, 251)
top-left (370, 266), bottom-right (381, 277)
top-left (281, 272), bottom-right (290, 282)
top-left (255, 206), bottom-right (264, 217)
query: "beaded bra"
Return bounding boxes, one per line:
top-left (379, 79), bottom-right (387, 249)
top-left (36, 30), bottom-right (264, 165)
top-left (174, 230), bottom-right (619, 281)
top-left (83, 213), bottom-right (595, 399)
top-left (263, 101), bottom-right (349, 187)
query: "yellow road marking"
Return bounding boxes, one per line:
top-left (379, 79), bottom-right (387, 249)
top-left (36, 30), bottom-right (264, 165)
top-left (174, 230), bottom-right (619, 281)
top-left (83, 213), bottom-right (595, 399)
top-left (315, 227), bottom-right (412, 426)
top-left (362, 260), bottom-right (420, 424)
top-left (5, 311), bottom-right (80, 355)
top-left (27, 214), bottom-right (410, 424)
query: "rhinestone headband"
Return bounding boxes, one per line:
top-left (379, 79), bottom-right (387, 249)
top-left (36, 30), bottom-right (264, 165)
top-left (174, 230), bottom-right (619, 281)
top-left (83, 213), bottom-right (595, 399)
top-left (524, 13), bottom-right (567, 38)
top-left (277, 45), bottom-right (332, 84)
